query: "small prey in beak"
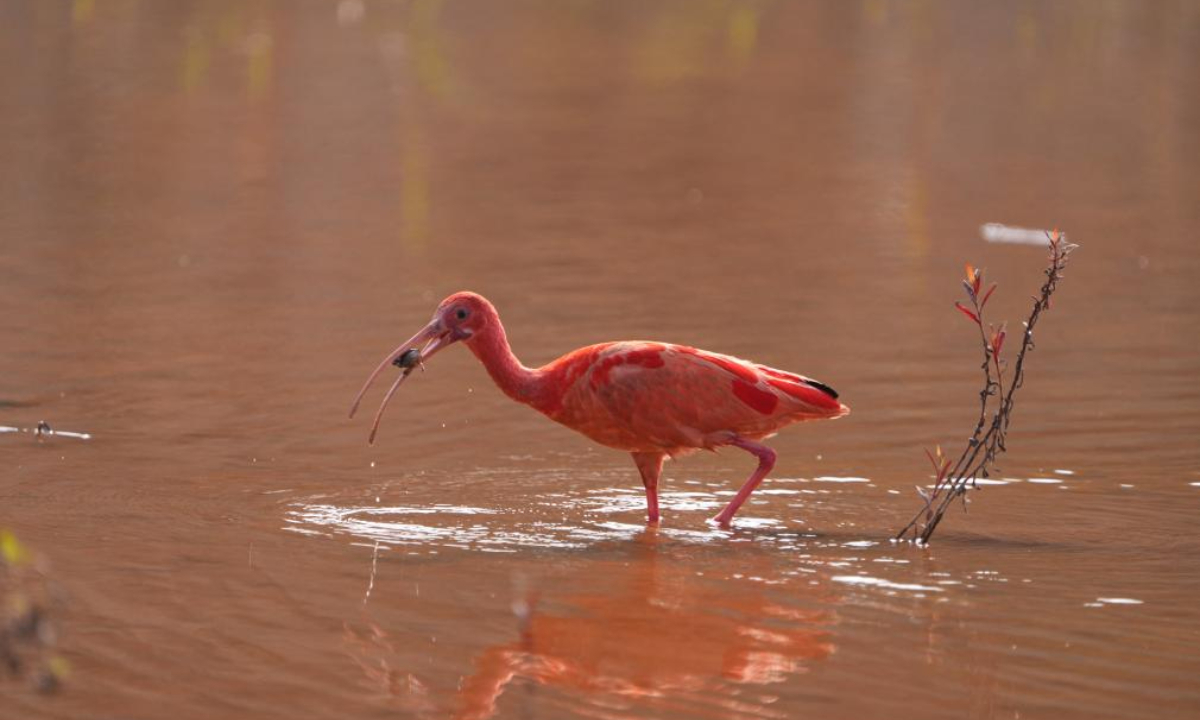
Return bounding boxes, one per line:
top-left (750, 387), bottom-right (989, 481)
top-left (393, 348), bottom-right (423, 371)
top-left (349, 310), bottom-right (471, 445)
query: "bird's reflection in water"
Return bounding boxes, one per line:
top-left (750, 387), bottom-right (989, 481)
top-left (455, 528), bottom-right (837, 720)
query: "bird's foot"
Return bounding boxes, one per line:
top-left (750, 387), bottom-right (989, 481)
top-left (708, 512), bottom-right (734, 529)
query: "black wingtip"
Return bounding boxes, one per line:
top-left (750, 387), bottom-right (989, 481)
top-left (805, 379), bottom-right (839, 400)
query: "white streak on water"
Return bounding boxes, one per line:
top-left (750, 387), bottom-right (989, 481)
top-left (832, 576), bottom-right (944, 593)
top-left (55, 430), bottom-right (92, 439)
top-left (981, 223), bottom-right (1054, 245)
top-left (724, 517), bottom-right (784, 529)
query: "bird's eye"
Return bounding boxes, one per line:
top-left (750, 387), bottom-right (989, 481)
top-left (455, 308), bottom-right (469, 321)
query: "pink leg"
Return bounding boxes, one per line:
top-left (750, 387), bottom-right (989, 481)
top-left (711, 437), bottom-right (776, 527)
top-left (632, 452), bottom-right (666, 524)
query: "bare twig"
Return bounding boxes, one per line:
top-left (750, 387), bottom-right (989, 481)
top-left (896, 230), bottom-right (1077, 544)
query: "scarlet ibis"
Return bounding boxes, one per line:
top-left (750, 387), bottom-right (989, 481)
top-left (350, 292), bottom-right (848, 526)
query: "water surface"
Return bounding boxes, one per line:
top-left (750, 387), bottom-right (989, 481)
top-left (2, 1), bottom-right (1199, 718)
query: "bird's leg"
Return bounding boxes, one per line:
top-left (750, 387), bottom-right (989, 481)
top-left (711, 437), bottom-right (776, 527)
top-left (632, 452), bottom-right (666, 524)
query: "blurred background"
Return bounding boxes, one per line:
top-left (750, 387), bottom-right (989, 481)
top-left (2, 1), bottom-right (1199, 719)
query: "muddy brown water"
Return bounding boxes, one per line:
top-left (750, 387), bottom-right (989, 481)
top-left (3, 2), bottom-right (1200, 718)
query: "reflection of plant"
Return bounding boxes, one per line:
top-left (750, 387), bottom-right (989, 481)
top-left (1, 529), bottom-right (68, 693)
top-left (342, 612), bottom-right (435, 715)
top-left (897, 231), bottom-right (1078, 544)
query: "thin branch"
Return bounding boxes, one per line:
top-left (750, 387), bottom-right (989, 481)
top-left (896, 231), bottom-right (1077, 544)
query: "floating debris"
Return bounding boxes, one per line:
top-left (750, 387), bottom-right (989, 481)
top-left (0, 422), bottom-right (91, 441)
top-left (980, 223), bottom-right (1055, 246)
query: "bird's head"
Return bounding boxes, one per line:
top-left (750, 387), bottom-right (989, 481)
top-left (433, 291), bottom-right (494, 345)
top-left (349, 291), bottom-right (496, 444)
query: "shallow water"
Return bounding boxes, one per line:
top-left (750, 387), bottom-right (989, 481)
top-left (3, 1), bottom-right (1200, 718)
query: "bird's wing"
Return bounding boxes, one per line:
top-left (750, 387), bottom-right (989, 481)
top-left (552, 342), bottom-right (845, 452)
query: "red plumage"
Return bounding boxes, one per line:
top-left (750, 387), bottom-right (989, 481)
top-left (540, 342), bottom-right (846, 456)
top-left (351, 292), bottom-right (849, 527)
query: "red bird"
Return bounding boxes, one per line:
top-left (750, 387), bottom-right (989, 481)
top-left (350, 292), bottom-right (848, 527)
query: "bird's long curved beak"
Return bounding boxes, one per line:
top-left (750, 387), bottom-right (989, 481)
top-left (349, 317), bottom-right (459, 444)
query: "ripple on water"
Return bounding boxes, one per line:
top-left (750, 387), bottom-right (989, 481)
top-left (283, 491), bottom-right (789, 551)
top-left (284, 471), bottom-right (859, 557)
top-left (562, 488), bottom-right (726, 515)
top-left (813, 476), bottom-right (871, 483)
top-left (831, 575), bottom-right (944, 594)
top-left (280, 476), bottom-right (1069, 614)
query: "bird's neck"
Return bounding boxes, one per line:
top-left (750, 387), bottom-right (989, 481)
top-left (466, 321), bottom-right (546, 410)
